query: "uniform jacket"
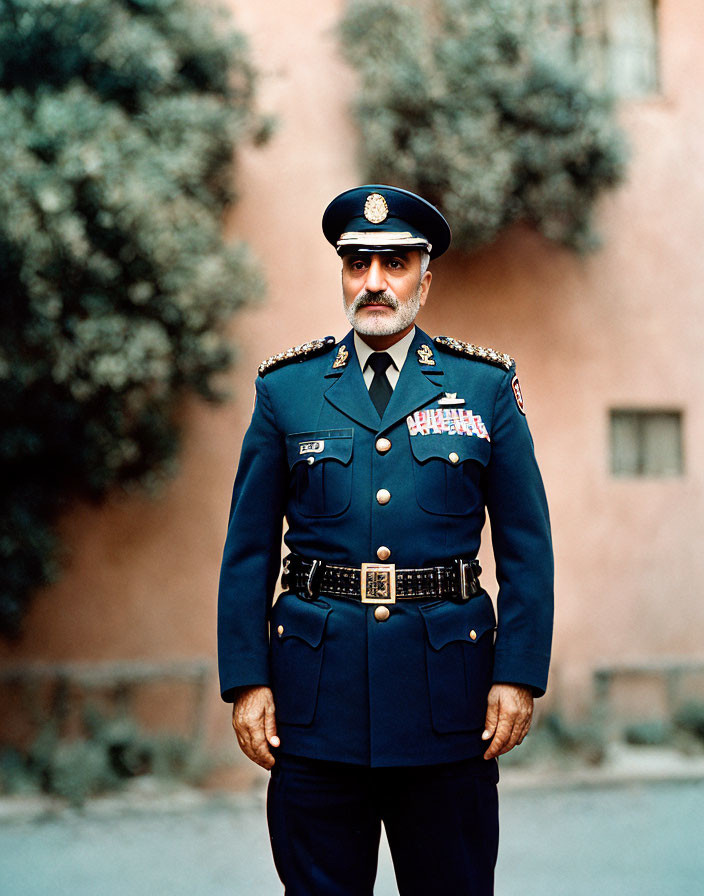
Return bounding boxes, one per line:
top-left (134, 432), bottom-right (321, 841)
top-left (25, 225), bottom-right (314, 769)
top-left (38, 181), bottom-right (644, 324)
top-left (217, 326), bottom-right (553, 766)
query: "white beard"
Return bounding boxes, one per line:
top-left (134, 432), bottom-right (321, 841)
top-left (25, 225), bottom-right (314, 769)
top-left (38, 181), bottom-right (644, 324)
top-left (343, 283), bottom-right (422, 336)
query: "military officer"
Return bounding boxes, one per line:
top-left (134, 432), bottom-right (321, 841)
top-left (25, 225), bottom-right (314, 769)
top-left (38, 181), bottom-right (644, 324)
top-left (217, 184), bottom-right (553, 895)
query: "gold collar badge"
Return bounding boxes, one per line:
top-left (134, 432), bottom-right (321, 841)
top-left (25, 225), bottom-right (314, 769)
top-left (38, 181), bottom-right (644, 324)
top-left (364, 193), bottom-right (388, 224)
top-left (332, 344), bottom-right (349, 369)
top-left (417, 344), bottom-right (435, 366)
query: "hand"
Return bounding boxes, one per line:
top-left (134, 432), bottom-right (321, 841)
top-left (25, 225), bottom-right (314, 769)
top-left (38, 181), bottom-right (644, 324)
top-left (482, 683), bottom-right (534, 760)
top-left (232, 685), bottom-right (280, 769)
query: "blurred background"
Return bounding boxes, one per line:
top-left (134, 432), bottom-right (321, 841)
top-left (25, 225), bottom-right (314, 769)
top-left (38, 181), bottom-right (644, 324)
top-left (1, 0), bottom-right (703, 891)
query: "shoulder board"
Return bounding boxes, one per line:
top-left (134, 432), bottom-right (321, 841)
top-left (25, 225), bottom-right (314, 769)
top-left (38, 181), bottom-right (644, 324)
top-left (434, 336), bottom-right (514, 371)
top-left (258, 336), bottom-right (336, 376)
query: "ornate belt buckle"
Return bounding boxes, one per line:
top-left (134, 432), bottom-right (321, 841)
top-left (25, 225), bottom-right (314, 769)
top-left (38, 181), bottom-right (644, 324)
top-left (360, 563), bottom-right (396, 604)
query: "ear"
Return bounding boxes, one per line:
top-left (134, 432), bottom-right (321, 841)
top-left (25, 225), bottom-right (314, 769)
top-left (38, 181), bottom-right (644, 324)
top-left (419, 270), bottom-right (432, 308)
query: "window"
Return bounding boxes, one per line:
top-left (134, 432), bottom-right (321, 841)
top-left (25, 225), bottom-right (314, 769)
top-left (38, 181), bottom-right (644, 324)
top-left (610, 410), bottom-right (683, 477)
top-left (529, 0), bottom-right (660, 98)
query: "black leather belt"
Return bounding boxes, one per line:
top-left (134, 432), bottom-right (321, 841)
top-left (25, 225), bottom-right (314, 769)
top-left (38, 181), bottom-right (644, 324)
top-left (282, 554), bottom-right (482, 605)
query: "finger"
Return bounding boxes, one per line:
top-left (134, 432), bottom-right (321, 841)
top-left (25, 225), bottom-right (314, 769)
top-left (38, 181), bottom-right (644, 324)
top-left (264, 703), bottom-right (280, 749)
top-left (517, 714), bottom-right (533, 744)
top-left (249, 725), bottom-right (276, 769)
top-left (497, 722), bottom-right (523, 756)
top-left (234, 712), bottom-right (266, 765)
top-left (484, 717), bottom-right (515, 759)
top-left (482, 698), bottom-right (500, 742)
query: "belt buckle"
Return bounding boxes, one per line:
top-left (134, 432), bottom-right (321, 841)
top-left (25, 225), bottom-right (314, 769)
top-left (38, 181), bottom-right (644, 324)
top-left (360, 563), bottom-right (396, 604)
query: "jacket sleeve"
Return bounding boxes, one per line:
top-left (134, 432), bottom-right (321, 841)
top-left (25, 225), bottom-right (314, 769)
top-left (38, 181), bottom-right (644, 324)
top-left (217, 376), bottom-right (288, 702)
top-left (484, 368), bottom-right (554, 696)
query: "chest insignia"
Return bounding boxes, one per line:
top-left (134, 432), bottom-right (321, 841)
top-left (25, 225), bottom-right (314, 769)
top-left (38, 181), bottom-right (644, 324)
top-left (299, 440), bottom-right (325, 454)
top-left (437, 392), bottom-right (465, 407)
top-left (407, 408), bottom-right (490, 441)
top-left (416, 344), bottom-right (436, 366)
top-left (332, 344), bottom-right (349, 369)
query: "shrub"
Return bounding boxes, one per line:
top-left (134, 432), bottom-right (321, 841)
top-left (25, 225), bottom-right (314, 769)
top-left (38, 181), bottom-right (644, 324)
top-left (0, 0), bottom-right (270, 633)
top-left (339, 0), bottom-right (627, 252)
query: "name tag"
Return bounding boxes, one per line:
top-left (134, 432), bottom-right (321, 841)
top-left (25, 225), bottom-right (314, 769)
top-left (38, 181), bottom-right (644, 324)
top-left (407, 408), bottom-right (490, 441)
top-left (299, 440), bottom-right (325, 454)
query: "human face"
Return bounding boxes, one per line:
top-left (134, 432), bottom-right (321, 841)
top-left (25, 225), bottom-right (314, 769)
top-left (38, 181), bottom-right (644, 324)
top-left (341, 251), bottom-right (432, 345)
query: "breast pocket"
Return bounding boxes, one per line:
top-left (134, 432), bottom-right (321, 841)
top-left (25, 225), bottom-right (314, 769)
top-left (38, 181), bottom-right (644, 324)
top-left (286, 429), bottom-right (354, 518)
top-left (419, 596), bottom-right (496, 734)
top-left (270, 594), bottom-right (332, 726)
top-left (409, 433), bottom-right (490, 515)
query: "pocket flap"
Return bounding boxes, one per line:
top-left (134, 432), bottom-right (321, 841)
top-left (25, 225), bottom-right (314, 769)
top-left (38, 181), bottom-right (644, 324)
top-left (419, 597), bottom-right (496, 650)
top-left (409, 434), bottom-right (489, 467)
top-left (286, 429), bottom-right (354, 469)
top-left (274, 595), bottom-right (332, 648)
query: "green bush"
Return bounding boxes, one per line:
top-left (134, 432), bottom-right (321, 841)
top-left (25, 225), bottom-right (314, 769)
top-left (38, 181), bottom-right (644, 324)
top-left (340, 0), bottom-right (627, 252)
top-left (674, 701), bottom-right (704, 742)
top-left (0, 0), bottom-right (269, 633)
top-left (13, 707), bottom-right (201, 806)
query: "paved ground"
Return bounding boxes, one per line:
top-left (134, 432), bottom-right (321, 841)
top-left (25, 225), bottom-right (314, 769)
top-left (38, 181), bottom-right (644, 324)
top-left (1, 776), bottom-right (703, 895)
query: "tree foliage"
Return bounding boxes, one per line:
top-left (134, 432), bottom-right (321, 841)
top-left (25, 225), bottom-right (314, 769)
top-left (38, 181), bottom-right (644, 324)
top-left (0, 0), bottom-right (269, 634)
top-left (340, 0), bottom-right (627, 252)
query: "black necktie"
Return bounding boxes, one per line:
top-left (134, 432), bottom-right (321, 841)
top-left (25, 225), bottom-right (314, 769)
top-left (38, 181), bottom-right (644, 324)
top-left (367, 352), bottom-right (393, 417)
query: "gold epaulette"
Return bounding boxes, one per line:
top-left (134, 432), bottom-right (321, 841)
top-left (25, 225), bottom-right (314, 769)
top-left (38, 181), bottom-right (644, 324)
top-left (258, 336), bottom-right (336, 376)
top-left (434, 336), bottom-right (514, 371)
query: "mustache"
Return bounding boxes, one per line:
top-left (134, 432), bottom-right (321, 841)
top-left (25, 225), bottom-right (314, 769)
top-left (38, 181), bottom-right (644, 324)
top-left (352, 291), bottom-right (399, 313)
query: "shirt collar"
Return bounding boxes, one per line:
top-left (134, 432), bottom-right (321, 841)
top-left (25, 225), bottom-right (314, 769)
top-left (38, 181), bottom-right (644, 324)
top-left (354, 326), bottom-right (416, 373)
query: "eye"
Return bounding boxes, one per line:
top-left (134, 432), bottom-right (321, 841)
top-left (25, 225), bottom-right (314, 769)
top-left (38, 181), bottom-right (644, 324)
top-left (387, 258), bottom-right (405, 270)
top-left (346, 257), bottom-right (367, 272)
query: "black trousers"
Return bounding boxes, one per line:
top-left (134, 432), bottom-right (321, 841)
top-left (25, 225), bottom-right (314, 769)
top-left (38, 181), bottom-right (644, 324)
top-left (266, 752), bottom-right (499, 896)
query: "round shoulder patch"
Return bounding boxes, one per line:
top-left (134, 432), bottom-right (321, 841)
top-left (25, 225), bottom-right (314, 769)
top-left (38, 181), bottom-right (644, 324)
top-left (511, 375), bottom-right (526, 415)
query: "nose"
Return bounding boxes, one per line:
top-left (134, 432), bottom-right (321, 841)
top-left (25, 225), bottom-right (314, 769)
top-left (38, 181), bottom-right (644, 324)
top-left (364, 255), bottom-right (387, 294)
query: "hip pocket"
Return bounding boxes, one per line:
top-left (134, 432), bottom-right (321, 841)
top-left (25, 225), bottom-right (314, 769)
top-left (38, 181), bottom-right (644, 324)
top-left (420, 596), bottom-right (496, 733)
top-left (270, 594), bottom-right (331, 725)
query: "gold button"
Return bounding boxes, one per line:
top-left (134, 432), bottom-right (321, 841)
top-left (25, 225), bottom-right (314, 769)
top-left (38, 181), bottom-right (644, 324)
top-left (376, 437), bottom-right (391, 453)
top-left (449, 452), bottom-right (459, 464)
top-left (376, 488), bottom-right (391, 505)
top-left (469, 629), bottom-right (477, 641)
top-left (377, 546), bottom-right (391, 561)
top-left (277, 625), bottom-right (284, 636)
top-left (374, 606), bottom-right (390, 621)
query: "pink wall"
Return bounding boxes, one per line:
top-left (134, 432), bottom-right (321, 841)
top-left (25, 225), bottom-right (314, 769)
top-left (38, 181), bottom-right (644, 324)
top-left (2, 0), bottom-right (703, 761)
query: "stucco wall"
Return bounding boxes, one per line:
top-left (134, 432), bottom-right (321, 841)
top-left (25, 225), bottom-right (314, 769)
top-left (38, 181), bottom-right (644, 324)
top-left (2, 0), bottom-right (703, 760)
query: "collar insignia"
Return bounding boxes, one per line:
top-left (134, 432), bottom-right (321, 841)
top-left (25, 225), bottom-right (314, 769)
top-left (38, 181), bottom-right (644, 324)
top-left (417, 344), bottom-right (436, 366)
top-left (438, 392), bottom-right (465, 407)
top-left (332, 344), bottom-right (349, 369)
top-left (364, 192), bottom-right (388, 224)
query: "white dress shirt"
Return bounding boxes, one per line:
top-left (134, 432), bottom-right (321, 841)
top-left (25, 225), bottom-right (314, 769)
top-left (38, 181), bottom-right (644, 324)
top-left (354, 327), bottom-right (416, 390)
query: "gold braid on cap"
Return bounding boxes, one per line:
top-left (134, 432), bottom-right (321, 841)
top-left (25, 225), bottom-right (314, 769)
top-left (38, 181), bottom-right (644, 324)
top-left (258, 336), bottom-right (336, 376)
top-left (434, 336), bottom-right (514, 371)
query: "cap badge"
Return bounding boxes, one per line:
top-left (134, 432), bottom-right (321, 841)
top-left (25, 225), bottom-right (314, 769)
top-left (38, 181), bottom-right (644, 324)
top-left (364, 193), bottom-right (389, 224)
top-left (417, 344), bottom-right (435, 366)
top-left (332, 344), bottom-right (349, 369)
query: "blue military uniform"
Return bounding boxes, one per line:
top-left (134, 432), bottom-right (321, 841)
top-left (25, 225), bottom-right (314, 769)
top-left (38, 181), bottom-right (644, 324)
top-left (217, 326), bottom-right (553, 766)
top-left (217, 185), bottom-right (553, 895)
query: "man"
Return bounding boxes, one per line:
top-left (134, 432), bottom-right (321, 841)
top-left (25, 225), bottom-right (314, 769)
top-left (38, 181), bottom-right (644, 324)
top-left (218, 184), bottom-right (553, 895)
